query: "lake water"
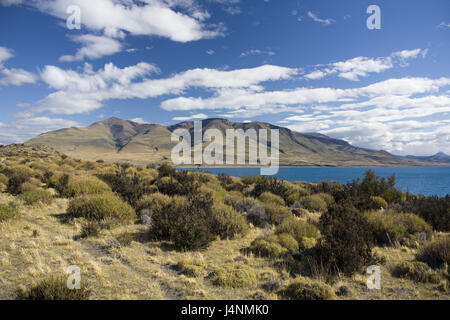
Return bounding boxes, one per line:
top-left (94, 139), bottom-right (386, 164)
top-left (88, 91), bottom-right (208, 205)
top-left (179, 167), bottom-right (450, 197)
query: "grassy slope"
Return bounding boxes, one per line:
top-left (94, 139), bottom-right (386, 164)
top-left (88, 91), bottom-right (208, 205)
top-left (1, 194), bottom-right (448, 300)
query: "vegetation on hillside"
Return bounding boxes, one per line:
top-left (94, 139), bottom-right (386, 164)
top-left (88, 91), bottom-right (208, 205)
top-left (0, 144), bottom-right (448, 300)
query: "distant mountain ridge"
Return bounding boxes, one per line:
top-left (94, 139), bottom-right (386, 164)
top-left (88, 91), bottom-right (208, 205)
top-left (403, 152), bottom-right (450, 164)
top-left (26, 117), bottom-right (445, 167)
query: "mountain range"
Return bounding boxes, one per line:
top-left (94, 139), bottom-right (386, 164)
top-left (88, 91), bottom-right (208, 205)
top-left (26, 117), bottom-right (449, 167)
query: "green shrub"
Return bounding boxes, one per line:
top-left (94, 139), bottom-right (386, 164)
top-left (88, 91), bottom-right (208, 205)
top-left (67, 194), bottom-right (136, 224)
top-left (364, 210), bottom-right (431, 245)
top-left (210, 264), bottom-right (257, 288)
top-left (416, 236), bottom-right (450, 269)
top-left (315, 202), bottom-right (374, 276)
top-left (263, 203), bottom-right (292, 225)
top-left (0, 203), bottom-right (19, 222)
top-left (276, 233), bottom-right (299, 251)
top-left (247, 237), bottom-right (289, 258)
top-left (149, 193), bottom-right (217, 251)
top-left (370, 196), bottom-right (388, 209)
top-left (54, 174), bottom-right (112, 198)
top-left (277, 277), bottom-right (335, 300)
top-left (393, 261), bottom-right (440, 284)
top-left (97, 167), bottom-right (153, 207)
top-left (299, 194), bottom-right (327, 212)
top-left (17, 276), bottom-right (90, 300)
top-left (6, 166), bottom-right (34, 195)
top-left (19, 188), bottom-right (53, 206)
top-left (259, 192), bottom-right (285, 206)
top-left (250, 177), bottom-right (289, 201)
top-left (211, 204), bottom-right (249, 239)
top-left (276, 217), bottom-right (320, 249)
top-left (317, 193), bottom-right (335, 207)
top-left (136, 192), bottom-right (173, 214)
top-left (246, 232), bottom-right (301, 257)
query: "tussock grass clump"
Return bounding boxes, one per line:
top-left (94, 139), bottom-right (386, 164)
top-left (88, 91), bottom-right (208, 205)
top-left (211, 204), bottom-right (249, 239)
top-left (393, 261), bottom-right (441, 284)
top-left (79, 221), bottom-right (101, 238)
top-left (210, 263), bottom-right (257, 288)
top-left (177, 258), bottom-right (205, 277)
top-left (17, 276), bottom-right (90, 300)
top-left (19, 188), bottom-right (53, 206)
top-left (277, 277), bottom-right (335, 300)
top-left (0, 203), bottom-right (19, 222)
top-left (364, 210), bottom-right (432, 245)
top-left (258, 192), bottom-right (285, 206)
top-left (416, 236), bottom-right (450, 269)
top-left (67, 194), bottom-right (136, 224)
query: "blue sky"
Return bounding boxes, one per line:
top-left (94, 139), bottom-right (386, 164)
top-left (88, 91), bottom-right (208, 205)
top-left (0, 0), bottom-right (449, 155)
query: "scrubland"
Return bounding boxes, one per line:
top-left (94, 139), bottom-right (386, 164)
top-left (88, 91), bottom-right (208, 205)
top-left (0, 144), bottom-right (449, 300)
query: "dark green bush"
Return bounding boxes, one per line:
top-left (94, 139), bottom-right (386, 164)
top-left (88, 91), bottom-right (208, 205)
top-left (315, 202), bottom-right (374, 276)
top-left (246, 235), bottom-right (289, 258)
top-left (250, 176), bottom-right (289, 201)
top-left (400, 195), bottom-right (450, 232)
top-left (67, 194), bottom-right (136, 224)
top-left (149, 192), bottom-right (217, 251)
top-left (17, 276), bottom-right (90, 300)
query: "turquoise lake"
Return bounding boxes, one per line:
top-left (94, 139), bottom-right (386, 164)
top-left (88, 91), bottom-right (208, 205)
top-left (179, 167), bottom-right (450, 197)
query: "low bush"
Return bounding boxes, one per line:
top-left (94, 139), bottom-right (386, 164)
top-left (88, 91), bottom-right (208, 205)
top-left (17, 276), bottom-right (90, 300)
top-left (276, 233), bottom-right (300, 251)
top-left (364, 210), bottom-right (431, 245)
top-left (263, 204), bottom-right (292, 225)
top-left (53, 174), bottom-right (112, 198)
top-left (299, 194), bottom-right (327, 212)
top-left (277, 277), bottom-right (335, 300)
top-left (19, 188), bottom-right (53, 206)
top-left (97, 167), bottom-right (153, 207)
top-left (393, 261), bottom-right (440, 284)
top-left (135, 192), bottom-right (173, 214)
top-left (275, 217), bottom-right (319, 249)
top-left (210, 263), bottom-right (257, 288)
top-left (246, 204), bottom-right (270, 228)
top-left (0, 203), bottom-right (19, 222)
top-left (67, 194), bottom-right (136, 224)
top-left (6, 166), bottom-right (34, 195)
top-left (246, 236), bottom-right (289, 258)
top-left (416, 236), bottom-right (450, 269)
top-left (211, 204), bottom-right (249, 239)
top-left (258, 192), bottom-right (285, 206)
top-left (149, 193), bottom-right (217, 251)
